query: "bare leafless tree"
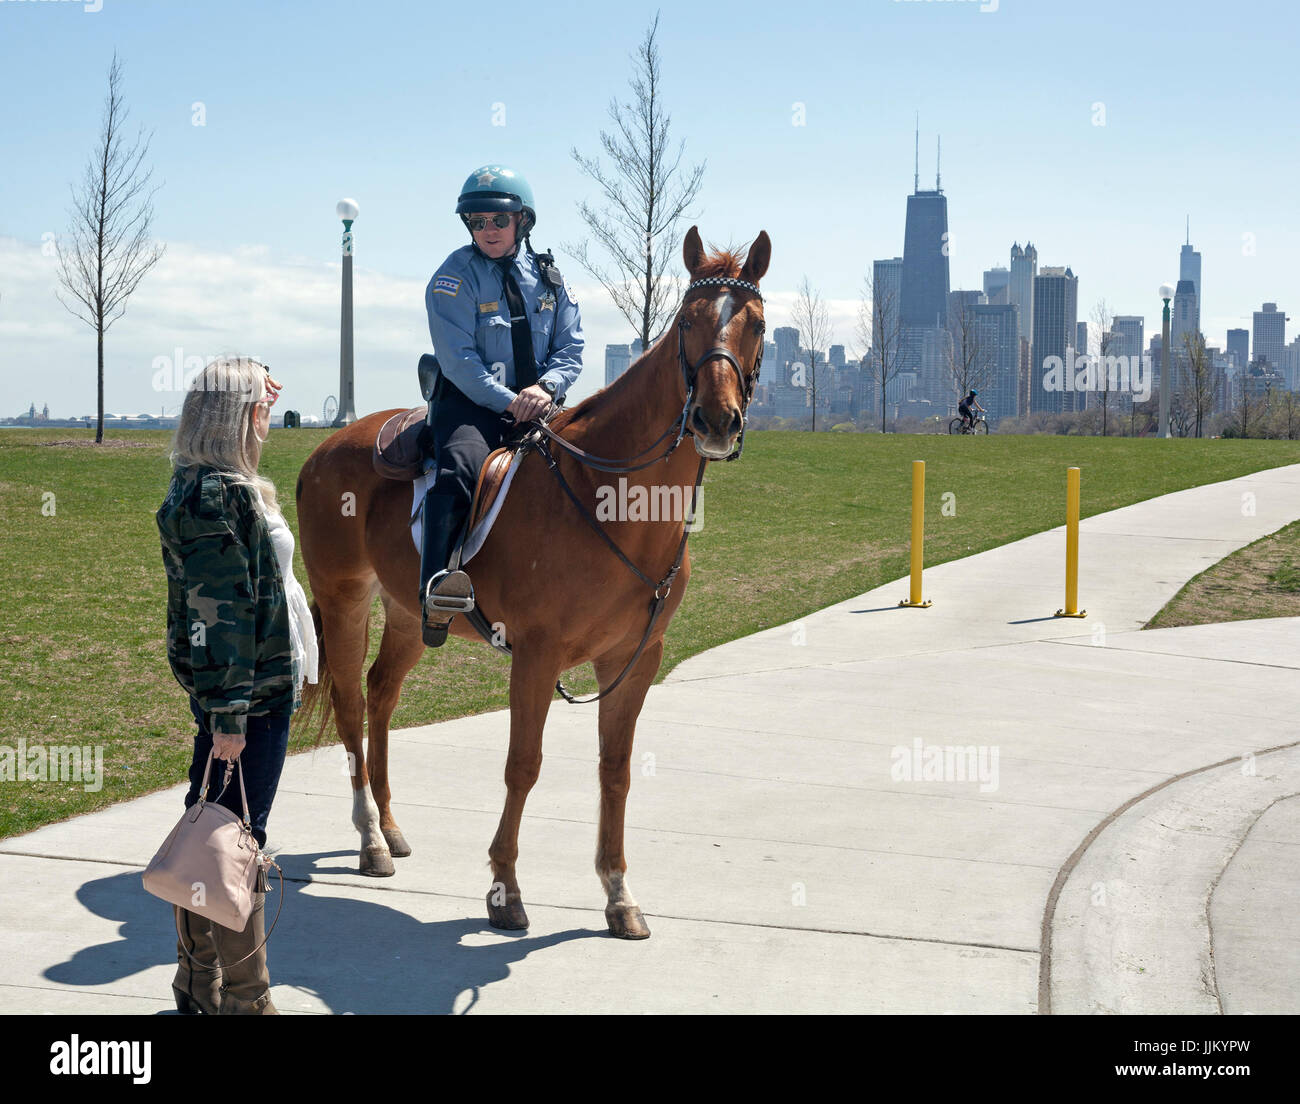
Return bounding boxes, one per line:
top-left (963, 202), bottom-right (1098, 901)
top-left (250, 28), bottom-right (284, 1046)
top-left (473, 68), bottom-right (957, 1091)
top-left (56, 53), bottom-right (165, 444)
top-left (567, 13), bottom-right (704, 354)
top-left (1180, 332), bottom-right (1214, 438)
top-left (857, 274), bottom-right (904, 433)
top-left (791, 276), bottom-right (831, 432)
top-left (1235, 369), bottom-right (1256, 438)
top-left (1091, 299), bottom-right (1115, 436)
top-left (945, 299), bottom-right (993, 412)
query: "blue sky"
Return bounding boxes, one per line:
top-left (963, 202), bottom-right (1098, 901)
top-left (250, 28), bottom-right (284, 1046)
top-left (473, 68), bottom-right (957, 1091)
top-left (1, 0), bottom-right (1295, 419)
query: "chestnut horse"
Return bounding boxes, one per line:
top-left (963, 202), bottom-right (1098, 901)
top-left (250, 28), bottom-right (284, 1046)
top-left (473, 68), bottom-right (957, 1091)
top-left (294, 227), bottom-right (770, 938)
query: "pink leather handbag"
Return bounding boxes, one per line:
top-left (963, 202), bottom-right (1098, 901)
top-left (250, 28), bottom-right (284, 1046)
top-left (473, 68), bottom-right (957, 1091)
top-left (143, 752), bottom-right (282, 955)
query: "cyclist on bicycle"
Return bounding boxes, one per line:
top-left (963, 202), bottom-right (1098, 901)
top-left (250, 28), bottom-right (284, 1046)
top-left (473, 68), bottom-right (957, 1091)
top-left (958, 389), bottom-right (985, 431)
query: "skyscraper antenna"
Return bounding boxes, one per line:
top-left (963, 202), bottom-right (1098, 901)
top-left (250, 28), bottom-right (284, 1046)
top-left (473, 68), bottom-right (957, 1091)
top-left (914, 112), bottom-right (919, 193)
top-left (1186, 214), bottom-right (1190, 244)
top-left (936, 135), bottom-right (941, 191)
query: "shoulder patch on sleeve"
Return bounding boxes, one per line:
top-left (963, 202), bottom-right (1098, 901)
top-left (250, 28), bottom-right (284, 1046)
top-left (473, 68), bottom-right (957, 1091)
top-left (563, 281), bottom-right (577, 305)
top-left (433, 274), bottom-right (462, 297)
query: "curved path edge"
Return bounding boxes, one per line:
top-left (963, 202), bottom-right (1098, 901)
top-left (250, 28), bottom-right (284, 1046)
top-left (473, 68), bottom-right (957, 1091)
top-left (1043, 743), bottom-right (1300, 1014)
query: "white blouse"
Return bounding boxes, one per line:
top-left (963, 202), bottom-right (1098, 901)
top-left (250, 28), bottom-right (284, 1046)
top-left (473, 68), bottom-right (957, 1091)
top-left (254, 489), bottom-right (319, 691)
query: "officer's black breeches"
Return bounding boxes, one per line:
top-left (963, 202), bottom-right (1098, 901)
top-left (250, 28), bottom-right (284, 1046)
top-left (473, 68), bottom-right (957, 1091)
top-left (428, 381), bottom-right (511, 511)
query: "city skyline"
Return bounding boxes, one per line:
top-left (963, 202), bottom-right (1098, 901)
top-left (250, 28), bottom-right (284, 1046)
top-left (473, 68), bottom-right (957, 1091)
top-left (2, 0), bottom-right (1296, 420)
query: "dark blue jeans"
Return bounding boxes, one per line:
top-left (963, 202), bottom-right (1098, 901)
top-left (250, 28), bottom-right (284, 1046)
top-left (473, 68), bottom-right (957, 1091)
top-left (184, 698), bottom-right (290, 850)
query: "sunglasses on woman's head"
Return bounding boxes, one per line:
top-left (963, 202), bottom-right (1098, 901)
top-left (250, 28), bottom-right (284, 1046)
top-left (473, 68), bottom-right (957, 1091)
top-left (466, 213), bottom-right (514, 231)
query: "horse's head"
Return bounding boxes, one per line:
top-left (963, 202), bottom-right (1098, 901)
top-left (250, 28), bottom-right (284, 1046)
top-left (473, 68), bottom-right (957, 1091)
top-left (677, 227), bottom-right (771, 460)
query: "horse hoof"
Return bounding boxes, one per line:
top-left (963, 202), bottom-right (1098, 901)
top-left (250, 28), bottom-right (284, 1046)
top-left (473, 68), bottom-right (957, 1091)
top-left (359, 846), bottom-right (395, 877)
top-left (486, 891), bottom-right (529, 930)
top-left (606, 905), bottom-right (651, 940)
top-left (382, 827), bottom-right (411, 857)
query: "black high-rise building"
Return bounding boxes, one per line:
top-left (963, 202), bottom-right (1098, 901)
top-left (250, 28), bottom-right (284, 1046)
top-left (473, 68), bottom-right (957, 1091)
top-left (899, 131), bottom-right (951, 403)
top-left (901, 190), bottom-right (950, 330)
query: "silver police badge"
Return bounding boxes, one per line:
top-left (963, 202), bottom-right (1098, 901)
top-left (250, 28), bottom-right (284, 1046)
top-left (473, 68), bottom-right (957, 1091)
top-left (538, 291), bottom-right (556, 312)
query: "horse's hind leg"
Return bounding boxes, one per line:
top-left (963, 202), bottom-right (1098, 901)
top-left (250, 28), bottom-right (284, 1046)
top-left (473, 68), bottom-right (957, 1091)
top-left (366, 591), bottom-right (427, 859)
top-left (320, 578), bottom-right (393, 876)
top-left (592, 638), bottom-right (664, 940)
top-left (486, 642), bottom-right (562, 930)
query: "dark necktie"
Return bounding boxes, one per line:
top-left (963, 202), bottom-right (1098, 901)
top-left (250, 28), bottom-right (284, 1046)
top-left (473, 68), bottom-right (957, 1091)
top-left (498, 259), bottom-right (538, 391)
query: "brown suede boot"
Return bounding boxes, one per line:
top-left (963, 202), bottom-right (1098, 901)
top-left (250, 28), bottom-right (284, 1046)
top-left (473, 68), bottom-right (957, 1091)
top-left (212, 892), bottom-right (279, 1015)
top-left (173, 905), bottom-right (222, 1014)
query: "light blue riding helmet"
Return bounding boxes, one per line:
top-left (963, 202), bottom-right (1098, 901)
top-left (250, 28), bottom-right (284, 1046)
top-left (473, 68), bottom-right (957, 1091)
top-left (455, 165), bottom-right (536, 236)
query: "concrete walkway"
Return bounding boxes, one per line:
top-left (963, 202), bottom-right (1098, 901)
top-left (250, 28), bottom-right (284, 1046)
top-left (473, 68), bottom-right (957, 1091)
top-left (3, 463), bottom-right (1298, 1014)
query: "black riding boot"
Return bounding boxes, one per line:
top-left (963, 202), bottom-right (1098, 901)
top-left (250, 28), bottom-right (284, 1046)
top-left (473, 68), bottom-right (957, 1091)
top-left (419, 491), bottom-right (474, 647)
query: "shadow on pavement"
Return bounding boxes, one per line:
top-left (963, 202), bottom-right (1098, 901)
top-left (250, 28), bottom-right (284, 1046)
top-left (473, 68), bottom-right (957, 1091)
top-left (45, 851), bottom-right (600, 1014)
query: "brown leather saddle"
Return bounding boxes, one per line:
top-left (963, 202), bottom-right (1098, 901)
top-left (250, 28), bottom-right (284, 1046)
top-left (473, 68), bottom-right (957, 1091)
top-left (468, 447), bottom-right (514, 532)
top-left (373, 406), bottom-right (427, 481)
top-left (374, 408), bottom-right (518, 527)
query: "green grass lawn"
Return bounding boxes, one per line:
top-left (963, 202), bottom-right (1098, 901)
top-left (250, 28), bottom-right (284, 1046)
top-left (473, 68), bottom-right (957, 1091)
top-left (3, 425), bottom-right (1299, 838)
top-left (1147, 518), bottom-right (1300, 629)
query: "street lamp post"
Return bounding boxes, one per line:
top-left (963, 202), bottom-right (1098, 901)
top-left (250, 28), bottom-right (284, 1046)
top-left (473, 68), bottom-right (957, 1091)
top-left (1159, 283), bottom-right (1174, 438)
top-left (334, 198), bottom-right (360, 427)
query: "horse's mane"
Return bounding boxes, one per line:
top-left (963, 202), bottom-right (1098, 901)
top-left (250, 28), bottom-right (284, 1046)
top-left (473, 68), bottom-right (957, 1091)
top-left (552, 243), bottom-right (748, 431)
top-left (690, 248), bottom-right (745, 281)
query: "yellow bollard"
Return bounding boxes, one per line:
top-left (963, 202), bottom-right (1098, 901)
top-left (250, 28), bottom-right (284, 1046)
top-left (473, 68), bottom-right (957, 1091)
top-left (1055, 466), bottom-right (1086, 618)
top-left (898, 459), bottom-right (932, 608)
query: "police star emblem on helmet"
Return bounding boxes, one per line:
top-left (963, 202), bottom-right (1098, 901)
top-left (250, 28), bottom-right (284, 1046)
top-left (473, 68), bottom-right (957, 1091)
top-left (476, 170), bottom-right (496, 185)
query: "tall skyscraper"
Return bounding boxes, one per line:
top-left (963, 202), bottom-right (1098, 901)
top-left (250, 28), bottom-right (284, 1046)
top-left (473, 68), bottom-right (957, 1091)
top-left (1226, 328), bottom-right (1250, 371)
top-left (1109, 315), bottom-right (1145, 413)
top-left (1252, 303), bottom-right (1287, 371)
top-left (1171, 279), bottom-right (1200, 354)
top-left (604, 344), bottom-right (631, 387)
top-left (761, 340), bottom-right (778, 387)
top-left (969, 303), bottom-right (1019, 423)
top-left (1009, 242), bottom-right (1037, 345)
top-left (948, 290), bottom-right (986, 395)
top-left (1076, 321), bottom-right (1099, 359)
top-left (871, 257), bottom-right (904, 356)
top-left (1180, 218), bottom-right (1202, 316)
top-left (1284, 336), bottom-right (1300, 391)
top-left (1166, 278), bottom-right (1199, 402)
top-left (899, 133), bottom-right (950, 404)
top-left (900, 186), bottom-right (950, 331)
top-left (829, 344), bottom-right (846, 368)
top-left (983, 267), bottom-right (1010, 305)
top-left (773, 326), bottom-right (800, 386)
top-left (1112, 316), bottom-right (1145, 361)
top-left (1030, 266), bottom-right (1079, 414)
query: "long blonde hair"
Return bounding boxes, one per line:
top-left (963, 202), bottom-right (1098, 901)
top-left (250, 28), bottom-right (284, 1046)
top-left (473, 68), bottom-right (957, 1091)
top-left (170, 357), bottom-right (281, 516)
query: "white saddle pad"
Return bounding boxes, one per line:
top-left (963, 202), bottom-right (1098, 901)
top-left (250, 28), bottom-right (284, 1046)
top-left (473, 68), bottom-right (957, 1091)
top-left (410, 451), bottom-right (526, 566)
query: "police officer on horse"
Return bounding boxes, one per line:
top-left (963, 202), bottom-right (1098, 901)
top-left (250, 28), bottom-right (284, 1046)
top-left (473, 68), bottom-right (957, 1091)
top-left (420, 165), bottom-right (584, 646)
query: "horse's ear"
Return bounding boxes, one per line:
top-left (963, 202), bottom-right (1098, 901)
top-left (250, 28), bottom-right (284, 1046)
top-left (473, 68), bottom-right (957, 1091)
top-left (741, 231), bottom-right (771, 284)
top-left (682, 226), bottom-right (704, 276)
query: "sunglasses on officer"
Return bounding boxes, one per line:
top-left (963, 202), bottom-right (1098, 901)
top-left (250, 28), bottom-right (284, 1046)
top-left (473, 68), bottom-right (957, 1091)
top-left (466, 213), bottom-right (516, 232)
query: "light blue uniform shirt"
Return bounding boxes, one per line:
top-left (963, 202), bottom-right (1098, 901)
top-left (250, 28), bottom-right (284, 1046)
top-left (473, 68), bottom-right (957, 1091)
top-left (425, 243), bottom-right (584, 413)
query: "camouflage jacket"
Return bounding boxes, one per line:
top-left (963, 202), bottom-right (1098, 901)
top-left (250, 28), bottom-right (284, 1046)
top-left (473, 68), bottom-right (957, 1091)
top-left (156, 466), bottom-right (298, 736)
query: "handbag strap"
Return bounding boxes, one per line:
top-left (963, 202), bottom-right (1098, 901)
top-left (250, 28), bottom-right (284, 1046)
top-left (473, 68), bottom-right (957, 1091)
top-left (204, 751), bottom-right (253, 830)
top-left (174, 855), bottom-right (285, 972)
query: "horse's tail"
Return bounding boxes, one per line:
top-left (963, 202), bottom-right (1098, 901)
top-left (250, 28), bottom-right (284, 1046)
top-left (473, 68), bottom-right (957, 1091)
top-left (294, 599), bottom-right (336, 747)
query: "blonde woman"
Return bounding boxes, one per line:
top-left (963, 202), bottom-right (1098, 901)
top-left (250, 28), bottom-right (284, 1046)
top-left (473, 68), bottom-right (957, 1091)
top-left (156, 358), bottom-right (316, 1015)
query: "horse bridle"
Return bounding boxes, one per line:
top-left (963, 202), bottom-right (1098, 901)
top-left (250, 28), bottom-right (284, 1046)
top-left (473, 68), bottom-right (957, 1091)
top-left (674, 276), bottom-right (765, 462)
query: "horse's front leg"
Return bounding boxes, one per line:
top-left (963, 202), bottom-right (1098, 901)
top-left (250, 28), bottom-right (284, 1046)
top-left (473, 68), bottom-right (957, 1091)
top-left (486, 642), bottom-right (560, 930)
top-left (592, 638), bottom-right (664, 940)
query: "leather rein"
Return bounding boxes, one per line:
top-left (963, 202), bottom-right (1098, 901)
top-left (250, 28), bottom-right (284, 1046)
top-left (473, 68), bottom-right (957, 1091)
top-left (465, 276), bottom-right (765, 704)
